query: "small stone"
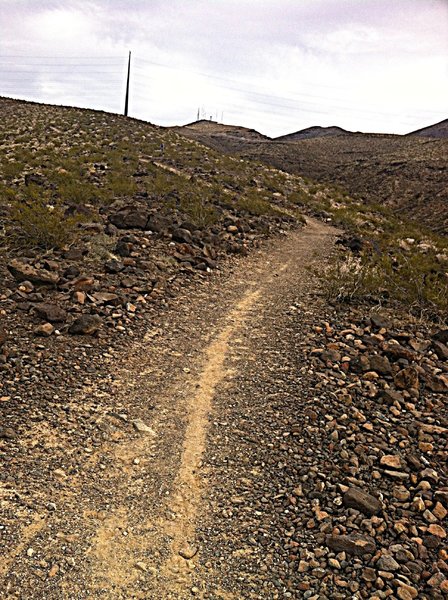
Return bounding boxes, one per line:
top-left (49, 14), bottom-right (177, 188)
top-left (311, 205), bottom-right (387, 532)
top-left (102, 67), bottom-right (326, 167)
top-left (73, 290), bottom-right (86, 304)
top-left (34, 303), bottom-right (67, 323)
top-left (362, 567), bottom-right (376, 582)
top-left (326, 534), bottom-right (376, 556)
top-left (48, 564), bottom-right (59, 578)
top-left (179, 546), bottom-right (198, 560)
top-left (132, 419), bottom-right (155, 435)
top-left (421, 468), bottom-right (438, 481)
top-left (433, 502), bottom-right (447, 520)
top-left (26, 548), bottom-right (35, 558)
top-left (428, 524), bottom-right (446, 538)
top-left (394, 367), bottom-right (419, 390)
top-left (328, 558), bottom-right (340, 569)
top-left (393, 486), bottom-right (410, 502)
top-left (135, 561), bottom-right (147, 572)
top-left (34, 323), bottom-right (54, 337)
top-left (423, 509), bottom-right (438, 523)
top-left (368, 354), bottom-right (392, 375)
top-left (427, 572), bottom-right (445, 587)
top-left (68, 314), bottom-right (101, 335)
top-left (384, 470), bottom-right (409, 480)
top-left (411, 496), bottom-right (426, 512)
top-left (376, 555), bottom-right (400, 572)
top-left (380, 455), bottom-right (404, 470)
top-left (419, 441), bottom-right (433, 452)
top-left (397, 583), bottom-right (418, 599)
top-left (432, 341), bottom-right (448, 361)
top-left (298, 560), bottom-right (310, 572)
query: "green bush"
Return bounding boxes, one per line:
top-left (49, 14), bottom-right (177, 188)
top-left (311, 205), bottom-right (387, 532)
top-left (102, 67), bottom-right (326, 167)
top-left (236, 190), bottom-right (275, 216)
top-left (7, 188), bottom-right (81, 250)
top-left (181, 196), bottom-right (219, 228)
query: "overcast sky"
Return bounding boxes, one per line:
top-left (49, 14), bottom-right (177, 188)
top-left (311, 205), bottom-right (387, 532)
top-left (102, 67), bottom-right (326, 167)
top-left (1, 0), bottom-right (447, 136)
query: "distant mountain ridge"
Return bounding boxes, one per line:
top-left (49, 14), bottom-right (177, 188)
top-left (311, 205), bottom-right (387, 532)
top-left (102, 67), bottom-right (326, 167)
top-left (174, 117), bottom-right (448, 235)
top-left (178, 117), bottom-right (448, 141)
top-left (274, 125), bottom-right (352, 141)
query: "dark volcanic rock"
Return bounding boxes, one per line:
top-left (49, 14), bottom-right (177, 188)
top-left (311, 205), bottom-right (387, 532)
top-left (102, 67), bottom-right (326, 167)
top-left (326, 534), bottom-right (376, 556)
top-left (68, 315), bottom-right (102, 335)
top-left (109, 207), bottom-right (149, 230)
top-left (343, 487), bottom-right (382, 516)
top-left (172, 228), bottom-right (193, 244)
top-left (104, 259), bottom-right (125, 274)
top-left (33, 303), bottom-right (67, 323)
top-left (433, 341), bottom-right (448, 361)
top-left (433, 329), bottom-right (448, 344)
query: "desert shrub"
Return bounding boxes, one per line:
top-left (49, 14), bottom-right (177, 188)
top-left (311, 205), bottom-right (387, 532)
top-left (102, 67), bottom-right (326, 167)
top-left (7, 187), bottom-right (81, 250)
top-left (180, 196), bottom-right (219, 228)
top-left (321, 248), bottom-right (448, 320)
top-left (2, 161), bottom-right (24, 180)
top-left (288, 189), bottom-right (311, 205)
top-left (236, 190), bottom-right (275, 216)
top-left (106, 173), bottom-right (138, 198)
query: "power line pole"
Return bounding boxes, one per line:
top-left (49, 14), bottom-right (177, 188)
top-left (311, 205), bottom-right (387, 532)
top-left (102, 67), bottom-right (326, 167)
top-left (124, 50), bottom-right (131, 116)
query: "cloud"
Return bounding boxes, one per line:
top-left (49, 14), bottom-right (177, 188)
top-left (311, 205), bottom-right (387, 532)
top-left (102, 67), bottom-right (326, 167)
top-left (0, 0), bottom-right (446, 135)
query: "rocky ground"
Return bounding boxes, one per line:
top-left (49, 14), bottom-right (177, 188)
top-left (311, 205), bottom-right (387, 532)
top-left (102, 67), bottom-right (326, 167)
top-left (1, 216), bottom-right (447, 599)
top-left (1, 98), bottom-right (447, 599)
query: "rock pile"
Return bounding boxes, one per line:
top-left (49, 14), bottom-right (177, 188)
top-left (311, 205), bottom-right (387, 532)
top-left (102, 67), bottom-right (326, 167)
top-left (286, 312), bottom-right (447, 598)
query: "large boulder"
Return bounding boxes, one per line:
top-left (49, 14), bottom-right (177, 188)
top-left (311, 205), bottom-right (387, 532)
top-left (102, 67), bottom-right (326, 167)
top-left (109, 207), bottom-right (149, 230)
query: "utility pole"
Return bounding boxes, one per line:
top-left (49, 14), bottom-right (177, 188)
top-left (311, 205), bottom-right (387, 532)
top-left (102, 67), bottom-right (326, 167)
top-left (124, 50), bottom-right (131, 117)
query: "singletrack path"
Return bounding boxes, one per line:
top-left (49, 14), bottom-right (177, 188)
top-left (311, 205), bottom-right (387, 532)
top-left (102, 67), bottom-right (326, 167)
top-left (2, 219), bottom-right (338, 599)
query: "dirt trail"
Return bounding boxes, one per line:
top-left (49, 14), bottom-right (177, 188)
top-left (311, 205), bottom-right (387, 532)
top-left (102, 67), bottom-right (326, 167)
top-left (2, 218), bottom-right (338, 599)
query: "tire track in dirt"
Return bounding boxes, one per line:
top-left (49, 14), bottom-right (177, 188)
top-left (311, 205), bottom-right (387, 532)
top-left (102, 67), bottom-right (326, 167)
top-left (159, 289), bottom-right (261, 595)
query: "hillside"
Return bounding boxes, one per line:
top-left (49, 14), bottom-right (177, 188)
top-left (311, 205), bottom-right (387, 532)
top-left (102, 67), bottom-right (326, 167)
top-left (177, 124), bottom-right (448, 235)
top-left (0, 96), bottom-right (309, 388)
top-left (275, 125), bottom-right (352, 141)
top-left (408, 118), bottom-right (448, 138)
top-left (173, 119), bottom-right (269, 142)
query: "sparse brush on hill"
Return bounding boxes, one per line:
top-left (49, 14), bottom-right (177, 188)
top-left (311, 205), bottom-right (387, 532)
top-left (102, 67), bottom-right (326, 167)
top-left (0, 97), bottom-right (307, 264)
top-left (308, 190), bottom-right (448, 320)
top-left (5, 185), bottom-right (83, 250)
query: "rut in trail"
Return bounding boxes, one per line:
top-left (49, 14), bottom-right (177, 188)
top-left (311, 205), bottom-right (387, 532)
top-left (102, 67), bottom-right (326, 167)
top-left (2, 219), bottom-right (338, 599)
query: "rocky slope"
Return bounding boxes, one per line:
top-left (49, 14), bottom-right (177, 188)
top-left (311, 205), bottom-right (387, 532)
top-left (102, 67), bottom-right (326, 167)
top-left (0, 96), bottom-right (315, 477)
top-left (408, 119), bottom-right (448, 138)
